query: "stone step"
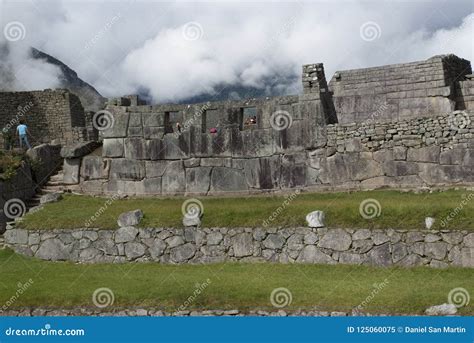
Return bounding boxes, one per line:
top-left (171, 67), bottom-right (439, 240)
top-left (27, 199), bottom-right (42, 205)
top-left (49, 174), bottom-right (64, 182)
top-left (2, 169), bottom-right (66, 226)
top-left (45, 181), bottom-right (64, 186)
top-left (42, 184), bottom-right (64, 190)
top-left (40, 188), bottom-right (63, 194)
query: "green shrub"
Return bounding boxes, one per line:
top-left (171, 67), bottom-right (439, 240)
top-left (0, 150), bottom-right (26, 180)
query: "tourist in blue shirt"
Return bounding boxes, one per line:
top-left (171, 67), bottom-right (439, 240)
top-left (16, 120), bottom-right (31, 149)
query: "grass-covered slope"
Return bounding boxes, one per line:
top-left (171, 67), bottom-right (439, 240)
top-left (18, 189), bottom-right (474, 230)
top-left (0, 249), bottom-right (472, 315)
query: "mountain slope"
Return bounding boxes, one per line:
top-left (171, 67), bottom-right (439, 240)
top-left (31, 48), bottom-right (106, 111)
top-left (1, 45), bottom-right (296, 108)
top-left (177, 79), bottom-right (300, 104)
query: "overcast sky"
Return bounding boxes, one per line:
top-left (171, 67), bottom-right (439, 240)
top-left (0, 0), bottom-right (473, 103)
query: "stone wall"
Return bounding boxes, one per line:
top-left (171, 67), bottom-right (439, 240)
top-left (0, 144), bottom-right (62, 230)
top-left (69, 110), bottom-right (473, 195)
top-left (328, 55), bottom-right (472, 124)
top-left (0, 89), bottom-right (91, 147)
top-left (302, 63), bottom-right (338, 123)
top-left (313, 111), bottom-right (474, 189)
top-left (25, 143), bottom-right (63, 184)
top-left (4, 226), bottom-right (473, 268)
top-left (0, 308), bottom-right (381, 317)
top-left (65, 80), bottom-right (337, 194)
top-left (60, 55), bottom-right (474, 196)
top-left (0, 163), bottom-right (36, 226)
top-left (455, 76), bottom-right (474, 111)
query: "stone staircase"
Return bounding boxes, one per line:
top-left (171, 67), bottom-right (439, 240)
top-left (25, 169), bottom-right (66, 209)
top-left (3, 167), bottom-right (67, 233)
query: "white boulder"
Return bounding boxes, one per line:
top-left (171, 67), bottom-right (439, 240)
top-left (306, 211), bottom-right (325, 228)
top-left (425, 303), bottom-right (457, 316)
top-left (425, 217), bottom-right (435, 229)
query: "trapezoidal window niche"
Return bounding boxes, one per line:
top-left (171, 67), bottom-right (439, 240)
top-left (164, 111), bottom-right (183, 134)
top-left (240, 107), bottom-right (257, 130)
top-left (203, 109), bottom-right (220, 134)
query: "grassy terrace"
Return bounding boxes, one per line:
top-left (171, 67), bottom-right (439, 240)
top-left (0, 249), bottom-right (472, 314)
top-left (18, 189), bottom-right (473, 230)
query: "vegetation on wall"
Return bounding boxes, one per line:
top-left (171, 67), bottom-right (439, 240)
top-left (0, 150), bottom-right (26, 181)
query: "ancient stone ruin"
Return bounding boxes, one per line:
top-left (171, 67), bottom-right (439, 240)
top-left (62, 54), bottom-right (474, 195)
top-left (1, 54), bottom-right (473, 197)
top-left (2, 54), bottom-right (474, 269)
top-left (329, 54), bottom-right (473, 123)
top-left (0, 89), bottom-right (97, 146)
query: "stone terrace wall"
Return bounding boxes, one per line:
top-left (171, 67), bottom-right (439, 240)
top-left (66, 88), bottom-right (336, 194)
top-left (0, 308), bottom-right (374, 317)
top-left (0, 89), bottom-right (89, 147)
top-left (70, 110), bottom-right (474, 195)
top-left (3, 305), bottom-right (406, 316)
top-left (4, 226), bottom-right (474, 268)
top-left (313, 111), bottom-right (474, 189)
top-left (328, 55), bottom-right (472, 124)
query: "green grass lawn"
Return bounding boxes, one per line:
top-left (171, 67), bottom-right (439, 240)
top-left (0, 249), bottom-right (472, 315)
top-left (18, 189), bottom-right (473, 230)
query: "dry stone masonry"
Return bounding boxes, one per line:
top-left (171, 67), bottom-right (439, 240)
top-left (5, 226), bottom-right (473, 268)
top-left (56, 55), bottom-right (474, 196)
top-left (0, 89), bottom-right (96, 147)
top-left (0, 55), bottom-right (472, 196)
top-left (0, 308), bottom-right (385, 317)
top-left (68, 91), bottom-right (333, 195)
top-left (2, 55), bottom-right (474, 270)
top-left (329, 55), bottom-right (472, 124)
top-left (68, 110), bottom-right (474, 195)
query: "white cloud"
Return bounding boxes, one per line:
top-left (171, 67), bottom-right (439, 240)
top-left (0, 0), bottom-right (473, 103)
top-left (405, 13), bottom-right (474, 62)
top-left (0, 43), bottom-right (62, 91)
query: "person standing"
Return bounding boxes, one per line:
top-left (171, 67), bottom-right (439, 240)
top-left (16, 120), bottom-right (31, 150)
